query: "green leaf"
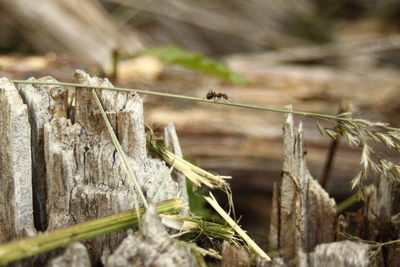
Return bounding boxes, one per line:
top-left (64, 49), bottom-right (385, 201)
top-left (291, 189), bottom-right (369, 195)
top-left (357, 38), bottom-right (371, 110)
top-left (146, 46), bottom-right (248, 85)
top-left (186, 180), bottom-right (222, 222)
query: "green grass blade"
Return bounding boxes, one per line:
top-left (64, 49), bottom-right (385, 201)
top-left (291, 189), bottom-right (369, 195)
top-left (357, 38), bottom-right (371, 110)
top-left (0, 199), bottom-right (183, 266)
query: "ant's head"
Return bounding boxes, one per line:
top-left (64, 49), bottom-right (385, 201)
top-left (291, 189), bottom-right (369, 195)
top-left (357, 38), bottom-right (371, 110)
top-left (206, 89), bottom-right (215, 100)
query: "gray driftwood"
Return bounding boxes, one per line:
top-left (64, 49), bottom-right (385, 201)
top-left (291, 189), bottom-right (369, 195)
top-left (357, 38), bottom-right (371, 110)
top-left (0, 78), bottom-right (36, 242)
top-left (106, 203), bottom-right (194, 267)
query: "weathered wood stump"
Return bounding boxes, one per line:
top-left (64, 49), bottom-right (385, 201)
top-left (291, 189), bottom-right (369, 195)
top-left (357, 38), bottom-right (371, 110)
top-left (266, 106), bottom-right (369, 266)
top-left (217, 106), bottom-right (370, 266)
top-left (0, 71), bottom-right (186, 265)
top-left (0, 72), bottom-right (378, 266)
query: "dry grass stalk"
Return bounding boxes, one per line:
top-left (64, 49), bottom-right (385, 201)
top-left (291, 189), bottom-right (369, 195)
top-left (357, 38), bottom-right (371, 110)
top-left (174, 240), bottom-right (222, 260)
top-left (160, 214), bottom-right (236, 241)
top-left (147, 135), bottom-right (230, 190)
top-left (204, 192), bottom-right (271, 261)
top-left (317, 112), bottom-right (400, 188)
top-left (147, 133), bottom-right (236, 219)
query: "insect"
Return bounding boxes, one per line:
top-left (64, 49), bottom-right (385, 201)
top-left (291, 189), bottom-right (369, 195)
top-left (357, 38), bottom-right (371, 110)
top-left (204, 90), bottom-right (234, 102)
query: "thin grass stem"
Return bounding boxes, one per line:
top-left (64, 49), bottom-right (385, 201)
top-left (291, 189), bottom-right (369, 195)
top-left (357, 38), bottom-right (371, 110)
top-left (11, 79), bottom-right (395, 129)
top-left (92, 89), bottom-right (148, 209)
top-left (336, 193), bottom-right (359, 215)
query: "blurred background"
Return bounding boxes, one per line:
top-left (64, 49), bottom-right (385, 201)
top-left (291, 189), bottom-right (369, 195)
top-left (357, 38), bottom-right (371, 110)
top-left (1, 0), bottom-right (400, 247)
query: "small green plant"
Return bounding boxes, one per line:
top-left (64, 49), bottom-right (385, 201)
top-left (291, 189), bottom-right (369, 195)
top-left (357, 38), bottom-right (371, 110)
top-left (186, 180), bottom-right (220, 221)
top-left (146, 46), bottom-right (248, 84)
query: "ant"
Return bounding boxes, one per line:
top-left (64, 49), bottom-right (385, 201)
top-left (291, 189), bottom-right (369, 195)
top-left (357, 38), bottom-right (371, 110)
top-left (204, 90), bottom-right (234, 102)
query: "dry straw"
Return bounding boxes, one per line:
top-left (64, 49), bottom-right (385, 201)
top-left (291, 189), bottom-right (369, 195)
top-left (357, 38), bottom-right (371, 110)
top-left (317, 112), bottom-right (400, 188)
top-left (160, 214), bottom-right (236, 241)
top-left (205, 192), bottom-right (271, 261)
top-left (148, 137), bottom-right (231, 190)
top-left (147, 134), bottom-right (236, 217)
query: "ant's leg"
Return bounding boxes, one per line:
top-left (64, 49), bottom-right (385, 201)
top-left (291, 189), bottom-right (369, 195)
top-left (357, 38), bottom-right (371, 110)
top-left (223, 94), bottom-right (234, 103)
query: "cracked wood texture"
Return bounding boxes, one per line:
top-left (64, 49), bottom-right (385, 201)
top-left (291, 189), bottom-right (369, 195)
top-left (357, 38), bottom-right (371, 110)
top-left (16, 76), bottom-right (68, 231)
top-left (44, 70), bottom-right (179, 263)
top-left (267, 106), bottom-right (369, 266)
top-left (0, 78), bottom-right (36, 243)
top-left (1, 70), bottom-right (182, 265)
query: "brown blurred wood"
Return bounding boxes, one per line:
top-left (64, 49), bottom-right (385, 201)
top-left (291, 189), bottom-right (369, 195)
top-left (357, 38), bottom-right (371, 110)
top-left (268, 183), bottom-right (280, 250)
top-left (319, 102), bottom-right (351, 189)
top-left (105, 0), bottom-right (311, 48)
top-left (0, 0), bottom-right (144, 66)
top-left (227, 34), bottom-right (400, 66)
